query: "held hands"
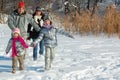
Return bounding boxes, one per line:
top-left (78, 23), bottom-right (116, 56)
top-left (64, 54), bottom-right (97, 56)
top-left (30, 43), bottom-right (36, 47)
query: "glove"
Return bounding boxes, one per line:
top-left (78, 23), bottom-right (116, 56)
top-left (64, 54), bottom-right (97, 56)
top-left (27, 37), bottom-right (31, 40)
top-left (69, 35), bottom-right (74, 39)
top-left (6, 51), bottom-right (8, 54)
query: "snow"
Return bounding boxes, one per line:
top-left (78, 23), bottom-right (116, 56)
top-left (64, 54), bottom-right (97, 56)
top-left (0, 24), bottom-right (120, 80)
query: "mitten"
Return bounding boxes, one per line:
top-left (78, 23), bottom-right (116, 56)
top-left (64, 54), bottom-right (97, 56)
top-left (69, 35), bottom-right (74, 39)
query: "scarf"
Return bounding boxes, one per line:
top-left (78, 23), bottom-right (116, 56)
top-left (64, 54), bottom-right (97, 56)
top-left (12, 36), bottom-right (28, 57)
top-left (43, 24), bottom-right (53, 29)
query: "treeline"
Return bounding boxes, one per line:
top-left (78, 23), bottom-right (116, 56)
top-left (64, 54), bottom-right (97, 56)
top-left (64, 0), bottom-right (104, 15)
top-left (0, 0), bottom-right (107, 14)
top-left (0, 0), bottom-right (53, 14)
top-left (0, 0), bottom-right (53, 23)
top-left (63, 4), bottom-right (120, 38)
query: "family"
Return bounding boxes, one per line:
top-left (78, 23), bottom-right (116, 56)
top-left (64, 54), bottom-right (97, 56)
top-left (5, 1), bottom-right (74, 74)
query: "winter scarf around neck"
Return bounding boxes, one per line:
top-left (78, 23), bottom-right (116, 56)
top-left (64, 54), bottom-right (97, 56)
top-left (12, 36), bottom-right (28, 57)
top-left (43, 24), bottom-right (53, 29)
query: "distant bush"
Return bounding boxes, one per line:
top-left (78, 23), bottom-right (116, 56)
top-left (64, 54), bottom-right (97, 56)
top-left (63, 4), bottom-right (120, 38)
top-left (0, 13), bottom-right (8, 24)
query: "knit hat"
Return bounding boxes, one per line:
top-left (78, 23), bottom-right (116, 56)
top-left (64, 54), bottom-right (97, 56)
top-left (13, 28), bottom-right (20, 34)
top-left (36, 6), bottom-right (41, 11)
top-left (18, 1), bottom-right (25, 8)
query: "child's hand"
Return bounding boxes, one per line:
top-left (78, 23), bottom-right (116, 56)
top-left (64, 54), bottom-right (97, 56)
top-left (6, 51), bottom-right (8, 54)
top-left (30, 43), bottom-right (35, 47)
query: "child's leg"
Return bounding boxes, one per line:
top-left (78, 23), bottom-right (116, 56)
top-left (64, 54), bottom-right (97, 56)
top-left (18, 55), bottom-right (24, 70)
top-left (50, 47), bottom-right (55, 64)
top-left (23, 49), bottom-right (26, 59)
top-left (12, 56), bottom-right (18, 73)
top-left (45, 47), bottom-right (51, 70)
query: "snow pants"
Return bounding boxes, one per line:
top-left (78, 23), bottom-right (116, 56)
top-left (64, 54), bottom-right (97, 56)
top-left (12, 55), bottom-right (24, 71)
top-left (45, 47), bottom-right (55, 70)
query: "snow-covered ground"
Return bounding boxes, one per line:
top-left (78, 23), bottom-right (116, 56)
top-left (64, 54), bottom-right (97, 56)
top-left (0, 24), bottom-right (120, 80)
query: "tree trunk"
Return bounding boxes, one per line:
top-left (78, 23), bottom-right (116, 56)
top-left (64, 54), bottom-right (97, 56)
top-left (87, 0), bottom-right (90, 10)
top-left (91, 0), bottom-right (98, 16)
top-left (1, 0), bottom-right (4, 12)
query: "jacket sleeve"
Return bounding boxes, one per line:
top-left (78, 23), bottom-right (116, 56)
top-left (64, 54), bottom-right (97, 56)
top-left (33, 32), bottom-right (44, 45)
top-left (19, 36), bottom-right (29, 48)
top-left (27, 14), bottom-right (40, 32)
top-left (27, 23), bottom-right (32, 33)
top-left (7, 14), bottom-right (15, 31)
top-left (56, 28), bottom-right (74, 38)
top-left (5, 39), bottom-right (12, 53)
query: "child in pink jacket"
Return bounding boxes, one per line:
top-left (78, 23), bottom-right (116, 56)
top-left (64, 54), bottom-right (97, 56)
top-left (5, 28), bottom-right (29, 73)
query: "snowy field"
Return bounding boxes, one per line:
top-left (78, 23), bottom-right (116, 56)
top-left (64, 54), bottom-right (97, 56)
top-left (0, 24), bottom-right (120, 80)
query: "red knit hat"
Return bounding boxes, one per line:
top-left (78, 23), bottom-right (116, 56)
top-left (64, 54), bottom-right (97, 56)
top-left (18, 1), bottom-right (25, 8)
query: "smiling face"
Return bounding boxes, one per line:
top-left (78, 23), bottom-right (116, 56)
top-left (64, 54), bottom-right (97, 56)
top-left (45, 20), bottom-right (51, 25)
top-left (36, 11), bottom-right (42, 16)
top-left (18, 7), bottom-right (25, 14)
top-left (13, 33), bottom-right (19, 38)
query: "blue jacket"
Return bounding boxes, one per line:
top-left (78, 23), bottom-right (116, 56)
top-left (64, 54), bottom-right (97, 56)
top-left (33, 25), bottom-right (73, 48)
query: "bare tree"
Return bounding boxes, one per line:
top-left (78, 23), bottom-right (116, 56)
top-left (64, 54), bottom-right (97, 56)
top-left (64, 0), bottom-right (70, 15)
top-left (0, 0), bottom-right (4, 12)
top-left (91, 0), bottom-right (99, 16)
top-left (87, 0), bottom-right (90, 10)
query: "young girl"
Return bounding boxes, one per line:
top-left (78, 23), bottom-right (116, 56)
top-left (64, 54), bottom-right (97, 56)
top-left (5, 28), bottom-right (29, 73)
top-left (31, 19), bottom-right (74, 70)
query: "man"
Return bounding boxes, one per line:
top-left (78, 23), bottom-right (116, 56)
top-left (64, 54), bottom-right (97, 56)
top-left (8, 1), bottom-right (40, 59)
top-left (8, 1), bottom-right (40, 39)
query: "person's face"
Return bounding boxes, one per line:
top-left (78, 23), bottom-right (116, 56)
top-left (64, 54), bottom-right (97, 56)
top-left (36, 11), bottom-right (42, 15)
top-left (18, 7), bottom-right (25, 14)
top-left (46, 20), bottom-right (51, 25)
top-left (13, 33), bottom-right (19, 38)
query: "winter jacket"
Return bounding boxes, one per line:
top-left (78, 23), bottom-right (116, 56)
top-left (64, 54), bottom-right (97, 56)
top-left (33, 25), bottom-right (73, 48)
top-left (6, 37), bottom-right (28, 56)
top-left (27, 13), bottom-right (44, 39)
top-left (8, 9), bottom-right (40, 37)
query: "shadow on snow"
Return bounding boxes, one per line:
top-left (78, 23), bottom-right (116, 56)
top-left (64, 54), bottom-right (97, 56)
top-left (26, 66), bottom-right (45, 72)
top-left (0, 65), bottom-right (12, 73)
top-left (0, 56), bottom-right (11, 60)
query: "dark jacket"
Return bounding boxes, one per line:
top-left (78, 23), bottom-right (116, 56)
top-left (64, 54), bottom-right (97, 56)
top-left (27, 13), bottom-right (45, 39)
